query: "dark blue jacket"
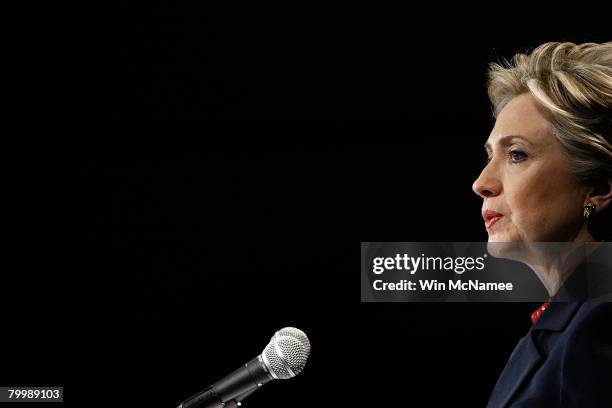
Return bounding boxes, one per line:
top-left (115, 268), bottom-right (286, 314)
top-left (487, 246), bottom-right (612, 408)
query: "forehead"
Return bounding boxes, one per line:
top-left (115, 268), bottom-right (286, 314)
top-left (486, 93), bottom-right (554, 148)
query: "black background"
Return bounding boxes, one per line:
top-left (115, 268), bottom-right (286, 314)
top-left (3, 5), bottom-right (610, 408)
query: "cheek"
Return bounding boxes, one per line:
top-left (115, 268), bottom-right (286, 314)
top-left (506, 169), bottom-right (582, 239)
top-left (506, 176), bottom-right (551, 224)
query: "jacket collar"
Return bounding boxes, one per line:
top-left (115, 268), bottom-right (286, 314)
top-left (532, 301), bottom-right (582, 332)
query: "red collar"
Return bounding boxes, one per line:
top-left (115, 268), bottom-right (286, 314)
top-left (531, 300), bottom-right (551, 324)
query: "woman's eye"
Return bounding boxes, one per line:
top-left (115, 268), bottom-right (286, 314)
top-left (509, 150), bottom-right (527, 162)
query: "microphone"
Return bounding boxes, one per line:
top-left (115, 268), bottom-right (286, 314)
top-left (223, 327), bottom-right (312, 406)
top-left (270, 327), bottom-right (311, 354)
top-left (178, 328), bottom-right (310, 408)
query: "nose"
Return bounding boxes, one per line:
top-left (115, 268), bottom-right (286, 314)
top-left (472, 162), bottom-right (502, 198)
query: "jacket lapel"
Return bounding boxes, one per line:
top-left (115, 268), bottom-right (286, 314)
top-left (487, 330), bottom-right (543, 408)
top-left (487, 302), bottom-right (582, 407)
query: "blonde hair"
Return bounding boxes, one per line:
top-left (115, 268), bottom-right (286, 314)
top-left (487, 42), bottom-right (612, 187)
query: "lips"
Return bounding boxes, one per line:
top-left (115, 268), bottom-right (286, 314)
top-left (483, 209), bottom-right (504, 230)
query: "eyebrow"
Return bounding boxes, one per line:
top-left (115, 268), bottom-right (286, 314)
top-left (484, 135), bottom-right (533, 153)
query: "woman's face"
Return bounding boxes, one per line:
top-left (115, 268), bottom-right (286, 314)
top-left (472, 93), bottom-right (588, 242)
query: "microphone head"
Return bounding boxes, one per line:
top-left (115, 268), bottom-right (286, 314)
top-left (271, 327), bottom-right (311, 355)
top-left (262, 335), bottom-right (309, 380)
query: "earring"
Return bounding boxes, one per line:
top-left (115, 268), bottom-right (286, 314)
top-left (584, 202), bottom-right (597, 219)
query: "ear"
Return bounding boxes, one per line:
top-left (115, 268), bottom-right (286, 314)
top-left (588, 178), bottom-right (612, 214)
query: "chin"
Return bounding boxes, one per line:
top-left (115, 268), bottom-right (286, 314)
top-left (487, 232), bottom-right (523, 259)
top-left (487, 232), bottom-right (518, 243)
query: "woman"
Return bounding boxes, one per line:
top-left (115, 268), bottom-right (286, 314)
top-left (472, 42), bottom-right (612, 407)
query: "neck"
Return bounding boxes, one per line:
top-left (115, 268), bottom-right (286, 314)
top-left (523, 226), bottom-right (599, 297)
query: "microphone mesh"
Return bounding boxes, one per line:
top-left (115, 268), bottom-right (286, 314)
top-left (263, 335), bottom-right (309, 379)
top-left (272, 327), bottom-right (311, 355)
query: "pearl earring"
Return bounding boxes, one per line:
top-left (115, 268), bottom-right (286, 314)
top-left (584, 202), bottom-right (597, 219)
